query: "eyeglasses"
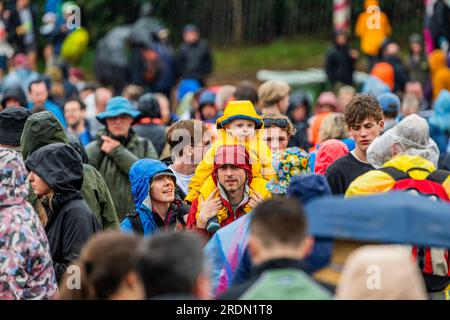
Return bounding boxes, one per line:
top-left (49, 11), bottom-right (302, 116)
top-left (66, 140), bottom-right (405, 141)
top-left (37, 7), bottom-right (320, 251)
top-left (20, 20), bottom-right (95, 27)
top-left (263, 118), bottom-right (289, 128)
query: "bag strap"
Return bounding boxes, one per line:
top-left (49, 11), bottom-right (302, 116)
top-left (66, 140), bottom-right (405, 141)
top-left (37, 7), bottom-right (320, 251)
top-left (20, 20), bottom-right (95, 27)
top-left (427, 169), bottom-right (450, 185)
top-left (378, 167), bottom-right (409, 181)
top-left (126, 210), bottom-right (144, 235)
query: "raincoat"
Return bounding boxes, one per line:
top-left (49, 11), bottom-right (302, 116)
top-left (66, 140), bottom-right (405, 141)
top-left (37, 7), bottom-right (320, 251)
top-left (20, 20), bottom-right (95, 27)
top-left (428, 50), bottom-right (450, 100)
top-left (0, 148), bottom-right (58, 300)
top-left (25, 143), bottom-right (101, 282)
top-left (86, 128), bottom-right (158, 220)
top-left (346, 155), bottom-right (450, 197)
top-left (355, 0), bottom-right (392, 56)
top-left (186, 145), bottom-right (271, 237)
top-left (21, 111), bottom-right (119, 229)
top-left (185, 101), bottom-right (274, 203)
top-left (120, 159), bottom-right (188, 236)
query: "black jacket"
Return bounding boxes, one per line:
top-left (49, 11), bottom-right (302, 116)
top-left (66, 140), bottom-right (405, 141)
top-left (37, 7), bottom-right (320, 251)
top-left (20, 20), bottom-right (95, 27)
top-left (325, 44), bottom-right (354, 86)
top-left (25, 143), bottom-right (101, 283)
top-left (7, 4), bottom-right (39, 52)
top-left (430, 0), bottom-right (450, 44)
top-left (134, 123), bottom-right (167, 157)
top-left (177, 39), bottom-right (213, 83)
top-left (384, 55), bottom-right (409, 93)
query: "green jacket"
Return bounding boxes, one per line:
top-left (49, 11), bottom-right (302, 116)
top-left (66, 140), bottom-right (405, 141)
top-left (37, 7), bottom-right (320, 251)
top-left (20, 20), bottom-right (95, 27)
top-left (240, 269), bottom-right (333, 300)
top-left (21, 111), bottom-right (120, 229)
top-left (85, 129), bottom-right (158, 220)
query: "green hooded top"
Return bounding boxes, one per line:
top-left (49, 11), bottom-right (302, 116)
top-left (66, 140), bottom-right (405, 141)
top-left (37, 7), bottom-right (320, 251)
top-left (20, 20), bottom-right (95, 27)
top-left (21, 111), bottom-right (119, 229)
top-left (85, 128), bottom-right (158, 220)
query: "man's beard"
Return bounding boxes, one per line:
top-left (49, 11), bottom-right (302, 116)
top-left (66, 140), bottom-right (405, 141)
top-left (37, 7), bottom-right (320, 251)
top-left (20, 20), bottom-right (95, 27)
top-left (107, 129), bottom-right (132, 146)
top-left (69, 119), bottom-right (81, 131)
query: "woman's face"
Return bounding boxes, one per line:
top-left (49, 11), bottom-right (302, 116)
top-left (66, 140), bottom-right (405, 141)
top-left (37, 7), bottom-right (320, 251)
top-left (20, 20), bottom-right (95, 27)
top-left (28, 171), bottom-right (52, 196)
top-left (150, 175), bottom-right (175, 204)
top-left (264, 127), bottom-right (290, 154)
top-left (293, 104), bottom-right (307, 122)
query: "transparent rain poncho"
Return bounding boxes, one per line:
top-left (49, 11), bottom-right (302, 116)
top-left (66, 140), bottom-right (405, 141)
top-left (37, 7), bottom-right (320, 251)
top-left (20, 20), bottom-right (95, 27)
top-left (367, 114), bottom-right (440, 169)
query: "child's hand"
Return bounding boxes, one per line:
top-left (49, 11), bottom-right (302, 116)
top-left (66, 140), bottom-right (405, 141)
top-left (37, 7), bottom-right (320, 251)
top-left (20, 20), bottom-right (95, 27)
top-left (197, 188), bottom-right (223, 229)
top-left (247, 191), bottom-right (264, 210)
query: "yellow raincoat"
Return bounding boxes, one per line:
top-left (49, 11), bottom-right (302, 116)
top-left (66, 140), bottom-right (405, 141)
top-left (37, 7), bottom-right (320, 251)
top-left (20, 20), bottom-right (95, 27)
top-left (185, 101), bottom-right (275, 203)
top-left (345, 155), bottom-right (450, 198)
top-left (355, 0), bottom-right (392, 56)
top-left (428, 50), bottom-right (450, 100)
top-left (193, 174), bottom-right (272, 224)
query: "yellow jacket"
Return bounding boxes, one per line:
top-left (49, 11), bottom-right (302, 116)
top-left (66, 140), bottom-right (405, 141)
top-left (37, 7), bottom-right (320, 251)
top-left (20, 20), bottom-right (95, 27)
top-left (355, 0), bottom-right (392, 56)
top-left (345, 155), bottom-right (450, 198)
top-left (428, 50), bottom-right (450, 100)
top-left (185, 129), bottom-right (275, 203)
top-left (194, 174), bottom-right (272, 224)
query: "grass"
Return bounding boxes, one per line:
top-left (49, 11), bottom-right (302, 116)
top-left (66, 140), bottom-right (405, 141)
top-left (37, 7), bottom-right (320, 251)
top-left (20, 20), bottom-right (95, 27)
top-left (211, 37), bottom-right (330, 84)
top-left (74, 37), bottom-right (329, 84)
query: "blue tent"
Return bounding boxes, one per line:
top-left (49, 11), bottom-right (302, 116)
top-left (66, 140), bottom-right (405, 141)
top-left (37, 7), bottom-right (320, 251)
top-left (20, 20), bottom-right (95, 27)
top-left (305, 192), bottom-right (450, 248)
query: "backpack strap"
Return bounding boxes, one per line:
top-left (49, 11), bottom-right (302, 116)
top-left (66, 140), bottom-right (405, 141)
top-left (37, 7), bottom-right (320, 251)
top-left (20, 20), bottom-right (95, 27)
top-left (427, 170), bottom-right (450, 185)
top-left (125, 210), bottom-right (144, 235)
top-left (378, 167), bottom-right (409, 181)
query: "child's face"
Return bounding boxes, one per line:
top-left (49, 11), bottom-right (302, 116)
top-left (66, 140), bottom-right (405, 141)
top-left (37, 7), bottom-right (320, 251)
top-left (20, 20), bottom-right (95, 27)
top-left (226, 119), bottom-right (256, 139)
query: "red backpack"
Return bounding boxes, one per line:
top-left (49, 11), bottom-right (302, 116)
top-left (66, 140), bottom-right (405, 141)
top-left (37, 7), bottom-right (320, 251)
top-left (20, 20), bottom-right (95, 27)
top-left (379, 166), bottom-right (450, 278)
top-left (141, 48), bottom-right (162, 84)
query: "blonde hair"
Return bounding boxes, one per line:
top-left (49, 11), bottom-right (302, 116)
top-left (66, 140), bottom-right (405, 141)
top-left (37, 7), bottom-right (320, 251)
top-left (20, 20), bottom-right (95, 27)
top-left (319, 113), bottom-right (349, 143)
top-left (262, 113), bottom-right (296, 137)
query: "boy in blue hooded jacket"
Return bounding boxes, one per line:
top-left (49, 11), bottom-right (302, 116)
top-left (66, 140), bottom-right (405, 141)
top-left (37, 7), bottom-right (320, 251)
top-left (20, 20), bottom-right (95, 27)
top-left (121, 159), bottom-right (189, 236)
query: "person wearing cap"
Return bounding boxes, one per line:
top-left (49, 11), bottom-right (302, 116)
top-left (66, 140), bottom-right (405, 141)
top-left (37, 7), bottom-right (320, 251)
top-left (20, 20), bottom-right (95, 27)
top-left (197, 90), bottom-right (218, 124)
top-left (258, 80), bottom-right (291, 115)
top-left (377, 92), bottom-right (401, 133)
top-left (133, 93), bottom-right (167, 157)
top-left (177, 24), bottom-right (213, 86)
top-left (186, 145), bottom-right (271, 237)
top-left (0, 85), bottom-right (28, 110)
top-left (185, 100), bottom-right (274, 204)
top-left (0, 107), bottom-right (31, 153)
top-left (86, 97), bottom-right (158, 220)
top-left (120, 159), bottom-right (189, 236)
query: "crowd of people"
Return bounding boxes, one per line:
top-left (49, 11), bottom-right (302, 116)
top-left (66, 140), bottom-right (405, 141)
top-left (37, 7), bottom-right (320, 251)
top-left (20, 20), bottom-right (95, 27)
top-left (0, 0), bottom-right (450, 301)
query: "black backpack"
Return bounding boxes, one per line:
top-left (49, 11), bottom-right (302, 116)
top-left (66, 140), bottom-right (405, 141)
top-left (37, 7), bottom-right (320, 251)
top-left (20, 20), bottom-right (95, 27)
top-left (124, 210), bottom-right (144, 235)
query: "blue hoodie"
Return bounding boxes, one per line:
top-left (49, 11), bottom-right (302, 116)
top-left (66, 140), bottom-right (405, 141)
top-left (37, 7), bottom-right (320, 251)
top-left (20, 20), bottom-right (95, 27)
top-left (428, 90), bottom-right (450, 156)
top-left (120, 159), bottom-right (175, 236)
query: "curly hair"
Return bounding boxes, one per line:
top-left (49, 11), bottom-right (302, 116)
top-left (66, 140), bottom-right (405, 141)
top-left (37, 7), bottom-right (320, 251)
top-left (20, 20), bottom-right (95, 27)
top-left (344, 94), bottom-right (383, 129)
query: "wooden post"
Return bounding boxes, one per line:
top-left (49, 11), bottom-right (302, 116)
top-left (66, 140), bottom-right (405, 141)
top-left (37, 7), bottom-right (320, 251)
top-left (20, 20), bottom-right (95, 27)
top-left (232, 0), bottom-right (243, 44)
